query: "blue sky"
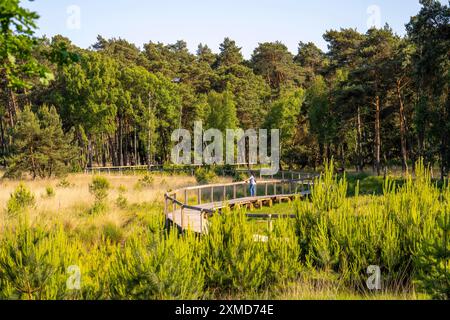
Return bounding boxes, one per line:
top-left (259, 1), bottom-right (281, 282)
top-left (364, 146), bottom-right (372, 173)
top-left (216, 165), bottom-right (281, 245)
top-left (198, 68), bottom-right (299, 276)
top-left (22, 0), bottom-right (422, 58)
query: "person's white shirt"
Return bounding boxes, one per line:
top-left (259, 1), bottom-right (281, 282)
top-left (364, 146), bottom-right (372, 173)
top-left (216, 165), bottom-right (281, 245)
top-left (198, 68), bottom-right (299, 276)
top-left (249, 175), bottom-right (256, 185)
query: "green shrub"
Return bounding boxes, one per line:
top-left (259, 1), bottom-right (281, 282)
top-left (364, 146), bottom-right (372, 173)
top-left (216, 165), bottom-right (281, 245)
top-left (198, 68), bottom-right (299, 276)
top-left (115, 195), bottom-right (128, 209)
top-left (6, 184), bottom-right (36, 216)
top-left (0, 220), bottom-right (78, 299)
top-left (414, 209), bottom-right (450, 300)
top-left (294, 159), bottom-right (444, 291)
top-left (232, 171), bottom-right (247, 182)
top-left (108, 230), bottom-right (205, 299)
top-left (89, 176), bottom-right (110, 203)
top-left (116, 185), bottom-right (128, 209)
top-left (102, 223), bottom-right (124, 244)
top-left (56, 178), bottom-right (74, 188)
top-left (117, 185), bottom-right (127, 193)
top-left (89, 202), bottom-right (107, 215)
top-left (200, 209), bottom-right (299, 295)
top-left (134, 174), bottom-right (155, 191)
top-left (44, 186), bottom-right (55, 198)
top-left (194, 168), bottom-right (217, 185)
top-left (310, 160), bottom-right (347, 211)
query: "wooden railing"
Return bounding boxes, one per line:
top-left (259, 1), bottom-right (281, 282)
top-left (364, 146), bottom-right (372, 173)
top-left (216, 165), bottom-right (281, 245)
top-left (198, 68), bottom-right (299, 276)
top-left (164, 172), bottom-right (318, 231)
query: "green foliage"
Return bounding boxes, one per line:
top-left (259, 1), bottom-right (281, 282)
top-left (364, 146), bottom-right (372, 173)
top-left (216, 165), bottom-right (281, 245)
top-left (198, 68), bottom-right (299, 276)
top-left (89, 176), bottom-right (110, 203)
top-left (206, 89), bottom-right (238, 131)
top-left (194, 168), bottom-right (218, 185)
top-left (311, 160), bottom-right (347, 211)
top-left (44, 186), bottom-right (55, 198)
top-left (264, 89), bottom-right (306, 166)
top-left (251, 41), bottom-right (303, 91)
top-left (0, 220), bottom-right (77, 300)
top-left (6, 183), bottom-right (35, 216)
top-left (5, 105), bottom-right (79, 179)
top-left (0, 0), bottom-right (51, 91)
top-left (232, 171), bottom-right (247, 182)
top-left (295, 160), bottom-right (445, 290)
top-left (201, 209), bottom-right (300, 294)
top-left (134, 174), bottom-right (154, 191)
top-left (108, 231), bottom-right (205, 299)
top-left (56, 178), bottom-right (74, 189)
top-left (414, 200), bottom-right (450, 300)
top-left (0, 162), bottom-right (446, 300)
top-left (102, 223), bottom-right (124, 244)
top-left (116, 185), bottom-right (128, 209)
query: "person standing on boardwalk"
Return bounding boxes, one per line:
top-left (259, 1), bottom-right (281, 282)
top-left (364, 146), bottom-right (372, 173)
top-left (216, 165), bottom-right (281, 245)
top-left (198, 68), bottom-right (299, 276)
top-left (246, 173), bottom-right (257, 197)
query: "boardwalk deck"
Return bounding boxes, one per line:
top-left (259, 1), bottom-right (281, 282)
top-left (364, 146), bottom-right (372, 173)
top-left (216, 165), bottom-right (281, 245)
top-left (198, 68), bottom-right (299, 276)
top-left (166, 190), bottom-right (311, 234)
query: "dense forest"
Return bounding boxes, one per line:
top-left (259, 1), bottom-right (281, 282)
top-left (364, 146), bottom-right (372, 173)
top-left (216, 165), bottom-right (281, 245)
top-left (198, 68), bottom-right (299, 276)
top-left (0, 0), bottom-right (449, 178)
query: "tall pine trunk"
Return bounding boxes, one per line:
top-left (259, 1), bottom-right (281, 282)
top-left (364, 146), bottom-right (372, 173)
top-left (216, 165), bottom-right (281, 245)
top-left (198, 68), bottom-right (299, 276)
top-left (87, 136), bottom-right (93, 168)
top-left (397, 80), bottom-right (408, 173)
top-left (7, 87), bottom-right (18, 127)
top-left (134, 127), bottom-right (138, 165)
top-left (118, 116), bottom-right (123, 166)
top-left (356, 106), bottom-right (363, 172)
top-left (374, 95), bottom-right (381, 176)
top-left (0, 115), bottom-right (6, 167)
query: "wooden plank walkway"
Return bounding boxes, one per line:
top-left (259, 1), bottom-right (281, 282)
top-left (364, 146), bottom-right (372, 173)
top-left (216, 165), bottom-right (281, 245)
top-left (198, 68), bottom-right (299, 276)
top-left (166, 190), bottom-right (311, 234)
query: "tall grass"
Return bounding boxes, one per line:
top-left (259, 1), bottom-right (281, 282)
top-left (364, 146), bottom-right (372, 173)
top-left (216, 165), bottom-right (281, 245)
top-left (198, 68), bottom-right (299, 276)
top-left (294, 160), bottom-right (446, 294)
top-left (0, 163), bottom-right (446, 300)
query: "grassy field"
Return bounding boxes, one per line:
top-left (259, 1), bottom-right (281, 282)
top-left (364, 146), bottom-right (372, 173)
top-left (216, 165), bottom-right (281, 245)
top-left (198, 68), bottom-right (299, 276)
top-left (0, 165), bottom-right (447, 300)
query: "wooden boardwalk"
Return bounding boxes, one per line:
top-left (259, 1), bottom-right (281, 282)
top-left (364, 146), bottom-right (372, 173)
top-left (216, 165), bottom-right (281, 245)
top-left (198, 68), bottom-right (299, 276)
top-left (165, 173), bottom-right (315, 234)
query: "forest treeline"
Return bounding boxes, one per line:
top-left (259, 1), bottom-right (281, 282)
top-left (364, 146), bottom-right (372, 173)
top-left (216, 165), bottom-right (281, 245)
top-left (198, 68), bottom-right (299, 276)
top-left (0, 0), bottom-right (449, 178)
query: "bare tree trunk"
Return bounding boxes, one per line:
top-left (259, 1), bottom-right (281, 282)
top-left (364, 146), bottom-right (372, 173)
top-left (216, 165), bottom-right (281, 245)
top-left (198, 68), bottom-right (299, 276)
top-left (7, 87), bottom-right (18, 127)
top-left (87, 136), bottom-right (93, 168)
top-left (108, 135), bottom-right (118, 166)
top-left (134, 126), bottom-right (138, 165)
top-left (375, 96), bottom-right (381, 176)
top-left (356, 106), bottom-right (363, 172)
top-left (0, 115), bottom-right (6, 167)
top-left (441, 100), bottom-right (449, 180)
top-left (397, 80), bottom-right (408, 173)
top-left (318, 142), bottom-right (324, 167)
top-left (118, 116), bottom-right (123, 166)
top-left (101, 134), bottom-right (107, 167)
top-left (1, 69), bottom-right (18, 127)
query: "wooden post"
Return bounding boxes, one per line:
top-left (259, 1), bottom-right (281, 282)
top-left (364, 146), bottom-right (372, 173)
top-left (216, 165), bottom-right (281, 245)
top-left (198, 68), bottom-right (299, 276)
top-left (233, 185), bottom-right (237, 199)
top-left (198, 188), bottom-right (202, 205)
top-left (282, 171), bottom-right (285, 180)
top-left (265, 183), bottom-right (268, 196)
top-left (173, 194), bottom-right (177, 213)
top-left (200, 211), bottom-right (203, 234)
top-left (268, 214), bottom-right (273, 233)
top-left (210, 187), bottom-right (214, 203)
top-left (223, 186), bottom-right (226, 201)
top-left (181, 206), bottom-right (185, 230)
top-left (164, 196), bottom-right (168, 219)
top-left (244, 184), bottom-right (247, 197)
top-left (274, 182), bottom-right (277, 195)
top-left (184, 189), bottom-right (188, 205)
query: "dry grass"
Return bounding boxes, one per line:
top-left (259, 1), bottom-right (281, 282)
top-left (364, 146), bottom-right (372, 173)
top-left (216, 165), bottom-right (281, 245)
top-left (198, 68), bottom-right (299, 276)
top-left (276, 279), bottom-right (426, 300)
top-left (0, 172), bottom-right (231, 232)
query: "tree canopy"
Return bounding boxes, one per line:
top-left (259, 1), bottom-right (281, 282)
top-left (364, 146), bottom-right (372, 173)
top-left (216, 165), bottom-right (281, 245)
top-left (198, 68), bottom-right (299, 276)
top-left (0, 0), bottom-right (449, 178)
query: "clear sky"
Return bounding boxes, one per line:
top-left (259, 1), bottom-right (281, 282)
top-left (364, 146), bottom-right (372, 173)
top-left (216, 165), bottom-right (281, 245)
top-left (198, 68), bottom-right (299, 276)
top-left (22, 0), bottom-right (422, 58)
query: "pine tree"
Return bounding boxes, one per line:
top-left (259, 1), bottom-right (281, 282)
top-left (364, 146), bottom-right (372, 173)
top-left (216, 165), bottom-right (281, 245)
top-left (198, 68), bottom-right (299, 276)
top-left (415, 211), bottom-right (450, 300)
top-left (6, 105), bottom-right (78, 179)
top-left (206, 88), bottom-right (238, 132)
